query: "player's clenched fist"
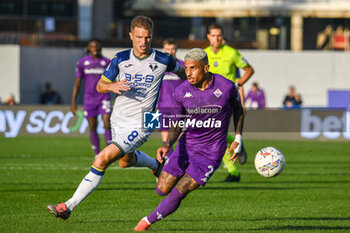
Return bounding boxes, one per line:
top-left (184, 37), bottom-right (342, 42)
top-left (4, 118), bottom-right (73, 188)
top-left (110, 80), bottom-right (131, 94)
top-left (157, 146), bottom-right (169, 163)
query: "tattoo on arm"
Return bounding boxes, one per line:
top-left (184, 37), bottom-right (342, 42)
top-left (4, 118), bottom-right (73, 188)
top-left (165, 125), bottom-right (182, 148)
top-left (233, 106), bottom-right (244, 135)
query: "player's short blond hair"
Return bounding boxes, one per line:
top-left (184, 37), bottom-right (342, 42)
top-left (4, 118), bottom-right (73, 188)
top-left (130, 15), bottom-right (154, 32)
top-left (185, 48), bottom-right (208, 64)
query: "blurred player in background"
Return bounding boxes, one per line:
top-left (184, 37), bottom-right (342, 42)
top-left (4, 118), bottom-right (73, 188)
top-left (46, 15), bottom-right (186, 220)
top-left (71, 39), bottom-right (112, 156)
top-left (134, 48), bottom-right (244, 231)
top-left (205, 23), bottom-right (254, 182)
top-left (245, 82), bottom-right (266, 109)
top-left (157, 38), bottom-right (185, 157)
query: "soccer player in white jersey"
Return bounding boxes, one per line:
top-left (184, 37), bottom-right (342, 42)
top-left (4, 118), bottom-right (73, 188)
top-left (46, 15), bottom-right (186, 220)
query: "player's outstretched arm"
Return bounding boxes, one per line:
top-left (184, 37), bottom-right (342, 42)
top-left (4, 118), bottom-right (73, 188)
top-left (157, 125), bottom-right (182, 162)
top-left (227, 105), bottom-right (244, 165)
top-left (96, 78), bottom-right (130, 94)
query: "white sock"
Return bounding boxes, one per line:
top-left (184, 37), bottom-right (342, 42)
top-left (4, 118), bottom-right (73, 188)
top-left (134, 150), bottom-right (158, 172)
top-left (65, 167), bottom-right (104, 211)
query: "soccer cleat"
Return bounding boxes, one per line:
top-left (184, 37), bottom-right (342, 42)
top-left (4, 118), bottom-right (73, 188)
top-left (238, 144), bottom-right (247, 165)
top-left (134, 217), bottom-right (150, 232)
top-left (152, 159), bottom-right (165, 178)
top-left (46, 203), bottom-right (71, 220)
top-left (223, 174), bottom-right (240, 182)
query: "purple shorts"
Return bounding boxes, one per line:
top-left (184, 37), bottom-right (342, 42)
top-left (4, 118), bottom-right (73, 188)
top-left (162, 137), bottom-right (221, 186)
top-left (83, 100), bottom-right (111, 118)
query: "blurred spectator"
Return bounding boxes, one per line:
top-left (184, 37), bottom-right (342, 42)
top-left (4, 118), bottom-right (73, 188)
top-left (40, 82), bottom-right (62, 104)
top-left (316, 25), bottom-right (333, 50)
top-left (332, 26), bottom-right (348, 50)
top-left (283, 86), bottom-right (302, 108)
top-left (4, 94), bottom-right (16, 106)
top-left (245, 82), bottom-right (266, 109)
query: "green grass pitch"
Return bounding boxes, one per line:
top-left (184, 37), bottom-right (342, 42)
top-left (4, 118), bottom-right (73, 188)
top-left (1, 136), bottom-right (350, 232)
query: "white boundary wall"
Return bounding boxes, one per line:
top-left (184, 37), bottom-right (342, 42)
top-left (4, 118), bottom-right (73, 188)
top-left (0, 45), bottom-right (20, 103)
top-left (1, 46), bottom-right (350, 107)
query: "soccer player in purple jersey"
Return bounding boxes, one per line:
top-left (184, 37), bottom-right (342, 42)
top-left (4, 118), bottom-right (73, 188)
top-left (158, 38), bottom-right (185, 156)
top-left (134, 48), bottom-right (245, 231)
top-left (71, 39), bottom-right (112, 156)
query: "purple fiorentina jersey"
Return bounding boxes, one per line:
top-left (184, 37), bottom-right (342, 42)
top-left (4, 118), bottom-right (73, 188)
top-left (245, 89), bottom-right (266, 109)
top-left (172, 74), bottom-right (241, 161)
top-left (157, 59), bottom-right (185, 112)
top-left (76, 55), bottom-right (111, 105)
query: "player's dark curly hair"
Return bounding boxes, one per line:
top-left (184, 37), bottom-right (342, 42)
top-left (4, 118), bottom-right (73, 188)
top-left (86, 38), bottom-right (102, 57)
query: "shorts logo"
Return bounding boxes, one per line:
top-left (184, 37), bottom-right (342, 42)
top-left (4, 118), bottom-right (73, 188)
top-left (143, 110), bottom-right (161, 129)
top-left (213, 88), bottom-right (222, 98)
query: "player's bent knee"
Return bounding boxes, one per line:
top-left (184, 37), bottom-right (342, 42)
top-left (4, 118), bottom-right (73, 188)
top-left (93, 156), bottom-right (108, 170)
top-left (156, 185), bottom-right (169, 196)
top-left (156, 184), bottom-right (171, 196)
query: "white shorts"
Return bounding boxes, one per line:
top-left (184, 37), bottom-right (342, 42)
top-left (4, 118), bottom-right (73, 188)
top-left (110, 117), bottom-right (152, 155)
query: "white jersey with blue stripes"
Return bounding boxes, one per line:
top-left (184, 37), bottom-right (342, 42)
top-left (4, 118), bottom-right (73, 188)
top-left (102, 48), bottom-right (179, 127)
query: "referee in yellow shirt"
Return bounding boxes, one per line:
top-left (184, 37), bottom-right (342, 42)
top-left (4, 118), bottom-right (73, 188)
top-left (205, 23), bottom-right (254, 182)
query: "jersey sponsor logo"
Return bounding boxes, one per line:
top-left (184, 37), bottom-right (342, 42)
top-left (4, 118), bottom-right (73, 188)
top-left (185, 105), bottom-right (222, 114)
top-left (84, 68), bottom-right (105, 75)
top-left (143, 110), bottom-right (161, 129)
top-left (125, 74), bottom-right (154, 89)
top-left (184, 92), bottom-right (193, 98)
top-left (213, 88), bottom-right (223, 98)
top-left (149, 63), bottom-right (158, 72)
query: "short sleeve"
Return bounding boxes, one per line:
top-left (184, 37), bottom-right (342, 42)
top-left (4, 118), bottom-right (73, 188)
top-left (102, 56), bottom-right (120, 82)
top-left (75, 59), bottom-right (84, 79)
top-left (230, 83), bottom-right (242, 108)
top-left (232, 49), bottom-right (250, 69)
top-left (171, 90), bottom-right (186, 121)
top-left (166, 54), bottom-right (180, 73)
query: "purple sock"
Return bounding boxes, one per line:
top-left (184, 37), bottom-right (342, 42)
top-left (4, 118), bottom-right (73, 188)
top-left (156, 185), bottom-right (168, 196)
top-left (90, 131), bottom-right (100, 155)
top-left (147, 188), bottom-right (185, 224)
top-left (104, 129), bottom-right (112, 145)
